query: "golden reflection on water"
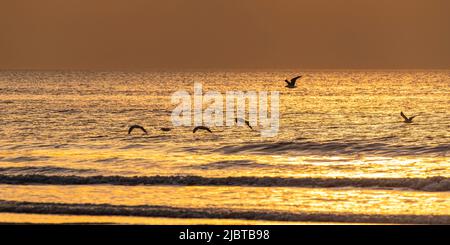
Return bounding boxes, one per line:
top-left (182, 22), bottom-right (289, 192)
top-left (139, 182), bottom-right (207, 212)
top-left (0, 213), bottom-right (366, 225)
top-left (0, 147), bottom-right (448, 178)
top-left (0, 185), bottom-right (448, 216)
top-left (0, 71), bottom-right (449, 179)
top-left (0, 71), bottom-right (449, 224)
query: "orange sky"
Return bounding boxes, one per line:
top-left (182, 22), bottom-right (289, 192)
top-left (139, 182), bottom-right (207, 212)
top-left (1, 0), bottom-right (449, 70)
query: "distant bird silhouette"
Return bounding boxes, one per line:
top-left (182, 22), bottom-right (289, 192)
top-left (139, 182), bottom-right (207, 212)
top-left (128, 125), bottom-right (148, 135)
top-left (193, 126), bottom-right (212, 133)
top-left (285, 75), bottom-right (302, 88)
top-left (400, 112), bottom-right (417, 123)
top-left (160, 127), bottom-right (172, 132)
top-left (235, 118), bottom-right (253, 130)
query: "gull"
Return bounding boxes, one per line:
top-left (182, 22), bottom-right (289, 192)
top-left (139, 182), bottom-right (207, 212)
top-left (285, 75), bottom-right (302, 88)
top-left (128, 125), bottom-right (148, 135)
top-left (193, 126), bottom-right (212, 133)
top-left (235, 118), bottom-right (253, 130)
top-left (400, 112), bottom-right (417, 123)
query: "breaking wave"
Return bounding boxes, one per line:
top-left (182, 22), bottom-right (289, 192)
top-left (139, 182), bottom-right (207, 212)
top-left (0, 174), bottom-right (448, 191)
top-left (0, 166), bottom-right (97, 175)
top-left (189, 160), bottom-right (269, 170)
top-left (214, 141), bottom-right (450, 156)
top-left (0, 200), bottom-right (448, 224)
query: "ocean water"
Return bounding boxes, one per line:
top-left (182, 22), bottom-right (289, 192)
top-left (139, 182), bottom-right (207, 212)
top-left (0, 71), bottom-right (449, 224)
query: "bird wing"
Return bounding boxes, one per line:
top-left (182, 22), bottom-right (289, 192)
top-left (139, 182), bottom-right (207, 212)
top-left (193, 126), bottom-right (212, 133)
top-left (128, 125), bottom-right (147, 134)
top-left (409, 115), bottom-right (417, 120)
top-left (400, 112), bottom-right (408, 120)
top-left (285, 79), bottom-right (291, 85)
top-left (290, 75), bottom-right (302, 84)
top-left (136, 125), bottom-right (148, 134)
top-left (245, 120), bottom-right (253, 130)
top-left (128, 126), bottom-right (134, 134)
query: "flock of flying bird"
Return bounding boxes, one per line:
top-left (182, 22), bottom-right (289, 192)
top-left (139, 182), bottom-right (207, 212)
top-left (128, 118), bottom-right (249, 135)
top-left (128, 75), bottom-right (418, 135)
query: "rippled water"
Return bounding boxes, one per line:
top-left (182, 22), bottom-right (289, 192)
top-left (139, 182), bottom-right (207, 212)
top-left (0, 71), bottom-right (449, 224)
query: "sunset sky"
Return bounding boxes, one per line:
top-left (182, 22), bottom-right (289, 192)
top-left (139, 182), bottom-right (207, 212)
top-left (1, 0), bottom-right (449, 70)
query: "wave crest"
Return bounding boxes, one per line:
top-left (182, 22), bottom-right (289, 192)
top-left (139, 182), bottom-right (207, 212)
top-left (0, 174), bottom-right (448, 191)
top-left (215, 141), bottom-right (450, 156)
top-left (0, 200), bottom-right (448, 224)
top-left (0, 167), bottom-right (97, 175)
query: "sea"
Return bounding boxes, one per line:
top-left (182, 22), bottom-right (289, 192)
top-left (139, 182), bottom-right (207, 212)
top-left (0, 70), bottom-right (449, 224)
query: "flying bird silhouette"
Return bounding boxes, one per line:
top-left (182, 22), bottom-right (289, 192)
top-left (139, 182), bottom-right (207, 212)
top-left (400, 112), bottom-right (417, 123)
top-left (285, 75), bottom-right (302, 88)
top-left (235, 118), bottom-right (253, 130)
top-left (128, 125), bottom-right (148, 135)
top-left (193, 126), bottom-right (212, 133)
